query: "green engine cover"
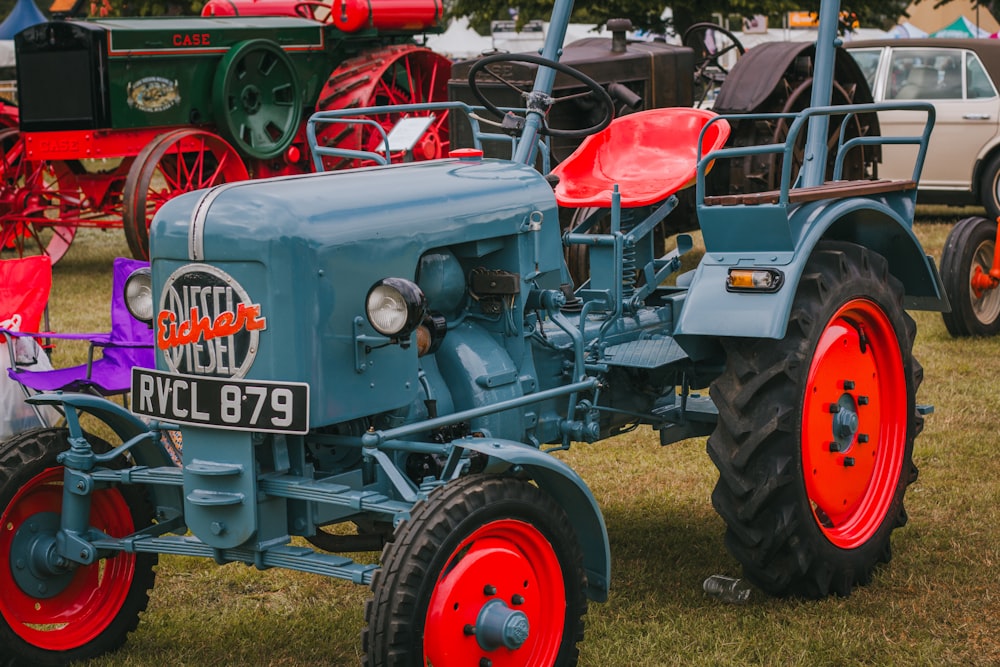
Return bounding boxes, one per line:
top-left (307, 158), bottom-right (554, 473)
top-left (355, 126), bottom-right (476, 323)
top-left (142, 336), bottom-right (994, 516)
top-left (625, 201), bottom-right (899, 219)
top-left (15, 16), bottom-right (373, 137)
top-left (103, 17), bottom-right (331, 130)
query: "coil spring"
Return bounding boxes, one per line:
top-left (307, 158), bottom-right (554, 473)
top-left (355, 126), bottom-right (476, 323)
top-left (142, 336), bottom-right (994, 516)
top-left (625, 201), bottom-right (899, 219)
top-left (620, 209), bottom-right (638, 299)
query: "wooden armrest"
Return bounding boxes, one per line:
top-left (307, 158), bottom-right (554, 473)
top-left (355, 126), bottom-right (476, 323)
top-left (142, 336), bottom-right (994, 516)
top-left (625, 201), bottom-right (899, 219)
top-left (703, 179), bottom-right (917, 207)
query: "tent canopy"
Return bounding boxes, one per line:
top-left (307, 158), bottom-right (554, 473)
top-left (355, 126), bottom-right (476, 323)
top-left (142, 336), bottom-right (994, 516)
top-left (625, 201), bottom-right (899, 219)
top-left (889, 21), bottom-right (929, 38)
top-left (901, 0), bottom-right (999, 34)
top-left (0, 0), bottom-right (46, 41)
top-left (931, 15), bottom-right (991, 38)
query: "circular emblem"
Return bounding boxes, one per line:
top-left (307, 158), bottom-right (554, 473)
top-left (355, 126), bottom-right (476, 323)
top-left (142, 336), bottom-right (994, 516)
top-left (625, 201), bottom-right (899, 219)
top-left (127, 76), bottom-right (181, 113)
top-left (157, 264), bottom-right (266, 379)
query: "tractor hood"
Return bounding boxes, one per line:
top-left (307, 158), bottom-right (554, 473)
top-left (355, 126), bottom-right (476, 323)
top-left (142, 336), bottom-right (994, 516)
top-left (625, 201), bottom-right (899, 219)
top-left (147, 157), bottom-right (563, 426)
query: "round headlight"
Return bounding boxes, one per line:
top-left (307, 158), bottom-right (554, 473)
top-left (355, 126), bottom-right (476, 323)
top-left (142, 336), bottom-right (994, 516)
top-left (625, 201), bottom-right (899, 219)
top-left (366, 278), bottom-right (426, 337)
top-left (124, 267), bottom-right (154, 324)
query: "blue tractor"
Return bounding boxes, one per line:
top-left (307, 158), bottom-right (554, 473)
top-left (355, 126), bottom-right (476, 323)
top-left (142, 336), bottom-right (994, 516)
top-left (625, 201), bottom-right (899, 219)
top-left (0, 0), bottom-right (945, 664)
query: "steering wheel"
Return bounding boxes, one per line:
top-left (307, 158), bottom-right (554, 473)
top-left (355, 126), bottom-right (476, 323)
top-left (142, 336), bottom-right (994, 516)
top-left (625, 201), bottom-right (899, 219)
top-left (294, 1), bottom-right (332, 23)
top-left (682, 23), bottom-right (746, 107)
top-left (467, 52), bottom-right (615, 139)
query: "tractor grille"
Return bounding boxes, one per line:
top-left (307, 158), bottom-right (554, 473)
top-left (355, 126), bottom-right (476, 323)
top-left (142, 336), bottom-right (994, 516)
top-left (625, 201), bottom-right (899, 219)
top-left (15, 22), bottom-right (110, 131)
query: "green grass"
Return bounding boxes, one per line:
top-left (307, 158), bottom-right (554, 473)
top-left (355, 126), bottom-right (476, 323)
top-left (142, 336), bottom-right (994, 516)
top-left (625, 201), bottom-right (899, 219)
top-left (27, 210), bottom-right (1000, 665)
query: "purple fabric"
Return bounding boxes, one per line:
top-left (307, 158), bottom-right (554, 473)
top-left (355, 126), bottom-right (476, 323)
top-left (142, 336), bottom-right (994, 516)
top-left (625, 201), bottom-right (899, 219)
top-left (8, 257), bottom-right (154, 396)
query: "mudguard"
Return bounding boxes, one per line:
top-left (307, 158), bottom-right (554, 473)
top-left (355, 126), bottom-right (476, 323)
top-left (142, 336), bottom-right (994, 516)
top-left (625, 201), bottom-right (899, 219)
top-left (677, 195), bottom-right (948, 340)
top-left (452, 435), bottom-right (611, 602)
top-left (27, 392), bottom-right (184, 511)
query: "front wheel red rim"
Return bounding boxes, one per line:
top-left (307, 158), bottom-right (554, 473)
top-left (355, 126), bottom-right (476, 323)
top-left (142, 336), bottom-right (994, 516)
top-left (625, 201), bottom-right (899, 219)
top-left (801, 298), bottom-right (907, 549)
top-left (423, 518), bottom-right (566, 666)
top-left (0, 467), bottom-right (138, 650)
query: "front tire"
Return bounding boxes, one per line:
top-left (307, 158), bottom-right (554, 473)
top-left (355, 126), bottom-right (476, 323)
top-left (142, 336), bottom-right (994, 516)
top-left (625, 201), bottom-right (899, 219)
top-left (363, 475), bottom-right (587, 666)
top-left (940, 215), bottom-right (1000, 336)
top-left (708, 241), bottom-right (921, 598)
top-left (0, 428), bottom-right (157, 665)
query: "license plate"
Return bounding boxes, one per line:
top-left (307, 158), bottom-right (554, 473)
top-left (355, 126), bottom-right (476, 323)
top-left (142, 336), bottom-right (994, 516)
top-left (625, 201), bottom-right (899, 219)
top-left (131, 368), bottom-right (309, 434)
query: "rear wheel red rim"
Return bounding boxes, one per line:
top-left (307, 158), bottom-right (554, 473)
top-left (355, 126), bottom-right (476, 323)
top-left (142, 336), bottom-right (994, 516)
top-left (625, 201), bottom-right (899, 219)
top-left (315, 45), bottom-right (451, 169)
top-left (0, 467), bottom-right (138, 649)
top-left (802, 298), bottom-right (907, 548)
top-left (0, 130), bottom-right (78, 263)
top-left (123, 129), bottom-right (249, 259)
top-left (423, 518), bottom-right (565, 665)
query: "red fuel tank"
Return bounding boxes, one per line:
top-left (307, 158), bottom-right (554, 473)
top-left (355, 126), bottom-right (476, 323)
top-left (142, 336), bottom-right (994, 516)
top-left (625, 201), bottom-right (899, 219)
top-left (332, 0), bottom-right (443, 32)
top-left (202, 0), bottom-right (444, 33)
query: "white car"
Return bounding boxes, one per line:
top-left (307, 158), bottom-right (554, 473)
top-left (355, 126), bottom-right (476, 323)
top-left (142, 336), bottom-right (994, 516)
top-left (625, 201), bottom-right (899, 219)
top-left (846, 38), bottom-right (1000, 217)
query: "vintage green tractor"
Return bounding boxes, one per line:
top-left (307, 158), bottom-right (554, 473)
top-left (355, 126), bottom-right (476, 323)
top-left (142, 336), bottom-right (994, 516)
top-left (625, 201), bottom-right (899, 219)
top-left (0, 0), bottom-right (945, 664)
top-left (3, 0), bottom-right (450, 262)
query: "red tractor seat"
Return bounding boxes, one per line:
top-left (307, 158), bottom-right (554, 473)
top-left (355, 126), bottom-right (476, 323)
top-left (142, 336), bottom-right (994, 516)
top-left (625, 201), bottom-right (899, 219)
top-left (551, 107), bottom-right (731, 208)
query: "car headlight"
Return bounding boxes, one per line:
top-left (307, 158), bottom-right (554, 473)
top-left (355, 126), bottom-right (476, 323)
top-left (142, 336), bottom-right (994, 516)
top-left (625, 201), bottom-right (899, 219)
top-left (366, 278), bottom-right (426, 337)
top-left (124, 267), bottom-right (154, 324)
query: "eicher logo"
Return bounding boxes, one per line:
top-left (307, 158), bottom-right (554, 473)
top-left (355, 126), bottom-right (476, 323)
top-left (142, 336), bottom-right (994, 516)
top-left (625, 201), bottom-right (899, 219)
top-left (158, 264), bottom-right (266, 379)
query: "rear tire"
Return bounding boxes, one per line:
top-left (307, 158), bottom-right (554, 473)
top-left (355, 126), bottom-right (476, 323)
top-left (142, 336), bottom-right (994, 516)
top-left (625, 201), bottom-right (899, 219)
top-left (0, 428), bottom-right (157, 665)
top-left (940, 215), bottom-right (1000, 336)
top-left (708, 241), bottom-right (921, 598)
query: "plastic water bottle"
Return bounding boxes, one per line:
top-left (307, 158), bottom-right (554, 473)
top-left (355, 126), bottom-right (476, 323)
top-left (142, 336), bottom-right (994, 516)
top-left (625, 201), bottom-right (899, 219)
top-left (703, 575), bottom-right (752, 604)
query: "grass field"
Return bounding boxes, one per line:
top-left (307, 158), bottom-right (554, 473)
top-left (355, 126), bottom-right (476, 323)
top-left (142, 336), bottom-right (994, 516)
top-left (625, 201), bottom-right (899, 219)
top-left (24, 209), bottom-right (1000, 665)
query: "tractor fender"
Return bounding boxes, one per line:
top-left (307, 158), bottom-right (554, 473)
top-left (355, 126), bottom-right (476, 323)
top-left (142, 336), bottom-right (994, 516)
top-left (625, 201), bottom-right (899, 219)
top-left (676, 197), bottom-right (947, 341)
top-left (452, 435), bottom-right (611, 602)
top-left (28, 392), bottom-right (183, 511)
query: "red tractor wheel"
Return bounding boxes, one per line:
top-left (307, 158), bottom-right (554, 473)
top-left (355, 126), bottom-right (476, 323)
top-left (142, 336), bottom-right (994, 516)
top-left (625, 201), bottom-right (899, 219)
top-left (122, 128), bottom-right (250, 260)
top-left (0, 101), bottom-right (18, 129)
top-left (314, 44), bottom-right (451, 170)
top-left (0, 129), bottom-right (78, 264)
top-left (708, 241), bottom-right (920, 598)
top-left (363, 475), bottom-right (587, 666)
top-left (0, 428), bottom-right (157, 664)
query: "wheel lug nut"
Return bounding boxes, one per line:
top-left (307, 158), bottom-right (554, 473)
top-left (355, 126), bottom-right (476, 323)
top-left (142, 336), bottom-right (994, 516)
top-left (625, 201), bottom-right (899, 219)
top-left (480, 659), bottom-right (493, 667)
top-left (483, 584), bottom-right (496, 596)
top-left (463, 624), bottom-right (476, 636)
top-left (828, 442), bottom-right (839, 452)
top-left (858, 433), bottom-right (869, 443)
top-left (843, 457), bottom-right (856, 467)
top-left (511, 594), bottom-right (525, 606)
top-left (828, 404), bottom-right (841, 413)
top-left (857, 396), bottom-right (869, 405)
top-left (843, 380), bottom-right (855, 390)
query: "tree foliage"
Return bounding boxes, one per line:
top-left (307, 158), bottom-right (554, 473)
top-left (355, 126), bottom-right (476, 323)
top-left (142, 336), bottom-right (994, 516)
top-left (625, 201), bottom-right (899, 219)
top-left (0, 0), bottom-right (996, 35)
top-left (0, 0), bottom-right (206, 20)
top-left (447, 0), bottom-right (994, 36)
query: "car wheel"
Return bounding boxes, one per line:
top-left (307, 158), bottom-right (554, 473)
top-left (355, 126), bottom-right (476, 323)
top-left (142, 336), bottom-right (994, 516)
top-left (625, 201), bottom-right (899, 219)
top-left (978, 152), bottom-right (1000, 221)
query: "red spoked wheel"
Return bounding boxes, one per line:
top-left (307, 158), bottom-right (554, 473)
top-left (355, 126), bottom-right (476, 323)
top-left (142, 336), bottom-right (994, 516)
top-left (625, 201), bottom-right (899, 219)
top-left (314, 44), bottom-right (451, 170)
top-left (0, 101), bottom-right (18, 129)
top-left (363, 475), bottom-right (587, 666)
top-left (122, 128), bottom-right (249, 260)
top-left (708, 241), bottom-right (921, 598)
top-left (0, 428), bottom-right (157, 664)
top-left (0, 129), bottom-right (78, 264)
top-left (801, 299), bottom-right (907, 549)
